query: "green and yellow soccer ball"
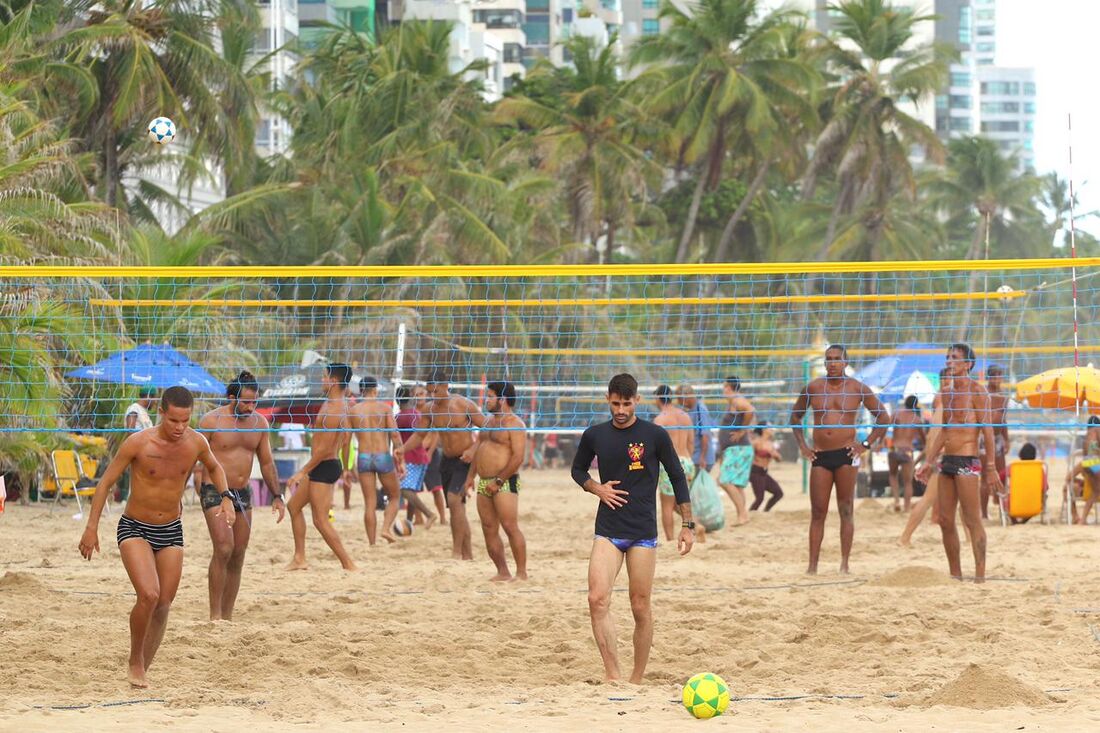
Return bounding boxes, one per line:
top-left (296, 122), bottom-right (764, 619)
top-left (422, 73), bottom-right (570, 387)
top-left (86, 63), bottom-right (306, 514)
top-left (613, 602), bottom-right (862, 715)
top-left (682, 672), bottom-right (730, 719)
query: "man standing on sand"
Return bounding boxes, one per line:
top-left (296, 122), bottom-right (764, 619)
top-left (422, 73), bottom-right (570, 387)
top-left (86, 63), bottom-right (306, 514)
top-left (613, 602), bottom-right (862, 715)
top-left (79, 387), bottom-right (232, 688)
top-left (717, 376), bottom-right (754, 525)
top-left (464, 381), bottom-right (528, 581)
top-left (652, 385), bottom-right (695, 541)
top-left (676, 384), bottom-right (715, 472)
top-left (403, 371), bottom-right (487, 560)
top-left (791, 345), bottom-right (889, 575)
top-left (981, 365), bottom-right (1010, 519)
top-left (887, 395), bottom-right (926, 513)
top-left (573, 373), bottom-right (694, 684)
top-left (194, 371), bottom-right (285, 621)
top-left (124, 386), bottom-right (157, 432)
top-left (345, 376), bottom-right (405, 545)
top-left (286, 363), bottom-right (357, 571)
top-left (395, 385), bottom-right (438, 528)
top-left (918, 344), bottom-right (1003, 582)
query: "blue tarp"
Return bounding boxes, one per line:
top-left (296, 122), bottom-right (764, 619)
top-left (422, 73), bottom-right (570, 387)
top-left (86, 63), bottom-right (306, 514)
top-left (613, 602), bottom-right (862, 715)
top-left (67, 343), bottom-right (225, 395)
top-left (854, 342), bottom-right (992, 402)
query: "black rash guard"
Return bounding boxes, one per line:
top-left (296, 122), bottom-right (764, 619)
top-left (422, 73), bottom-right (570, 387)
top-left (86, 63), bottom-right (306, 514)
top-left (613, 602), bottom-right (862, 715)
top-left (571, 419), bottom-right (691, 540)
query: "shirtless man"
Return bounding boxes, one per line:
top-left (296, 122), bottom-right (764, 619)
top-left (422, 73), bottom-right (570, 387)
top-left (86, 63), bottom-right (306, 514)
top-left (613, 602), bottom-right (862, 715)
top-left (195, 371), bottom-right (285, 621)
top-left (464, 381), bottom-right (528, 581)
top-left (888, 395), bottom-right (926, 513)
top-left (917, 344), bottom-right (1003, 582)
top-left (403, 371), bottom-right (487, 559)
top-left (791, 345), bottom-right (888, 574)
top-left (286, 363), bottom-right (357, 571)
top-left (652, 385), bottom-right (696, 541)
top-left (1074, 416), bottom-right (1100, 523)
top-left (416, 385), bottom-right (448, 525)
top-left (717, 376), bottom-right (754, 525)
top-left (78, 387), bottom-right (231, 688)
top-left (981, 366), bottom-right (1010, 519)
top-left (345, 376), bottom-right (405, 545)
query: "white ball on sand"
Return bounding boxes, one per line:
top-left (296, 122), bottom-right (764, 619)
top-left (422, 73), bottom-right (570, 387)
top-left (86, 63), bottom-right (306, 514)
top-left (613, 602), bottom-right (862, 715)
top-left (392, 518), bottom-right (414, 537)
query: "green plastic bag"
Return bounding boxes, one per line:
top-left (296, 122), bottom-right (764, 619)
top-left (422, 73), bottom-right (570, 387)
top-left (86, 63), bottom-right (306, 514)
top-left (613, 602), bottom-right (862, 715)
top-left (690, 468), bottom-right (725, 532)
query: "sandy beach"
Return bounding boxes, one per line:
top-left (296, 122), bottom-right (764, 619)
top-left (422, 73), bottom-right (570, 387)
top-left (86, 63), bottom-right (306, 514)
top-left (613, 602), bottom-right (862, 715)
top-left (3, 463), bottom-right (1100, 731)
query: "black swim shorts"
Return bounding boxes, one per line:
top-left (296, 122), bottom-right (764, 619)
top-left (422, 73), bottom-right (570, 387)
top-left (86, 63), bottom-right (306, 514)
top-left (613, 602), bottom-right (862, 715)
top-left (812, 448), bottom-right (856, 471)
top-left (308, 458), bottom-right (344, 484)
top-left (939, 455), bottom-right (981, 478)
top-left (200, 484), bottom-right (253, 512)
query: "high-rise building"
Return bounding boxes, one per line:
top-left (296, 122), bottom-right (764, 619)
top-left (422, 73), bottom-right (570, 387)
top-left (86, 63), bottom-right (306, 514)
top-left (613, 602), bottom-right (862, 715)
top-left (256, 0), bottom-right (300, 155)
top-left (299, 1), bottom-right (377, 49)
top-left (404, 0), bottom-right (508, 99)
top-left (764, 0), bottom-right (1035, 171)
top-left (523, 0), bottom-right (565, 66)
top-left (473, 1), bottom-right (528, 90)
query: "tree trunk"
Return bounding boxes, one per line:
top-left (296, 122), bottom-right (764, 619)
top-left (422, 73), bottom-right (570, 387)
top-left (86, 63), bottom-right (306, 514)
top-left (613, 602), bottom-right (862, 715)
top-left (955, 214), bottom-right (990, 343)
top-left (712, 161), bottom-right (769, 265)
top-left (674, 171), bottom-right (707, 264)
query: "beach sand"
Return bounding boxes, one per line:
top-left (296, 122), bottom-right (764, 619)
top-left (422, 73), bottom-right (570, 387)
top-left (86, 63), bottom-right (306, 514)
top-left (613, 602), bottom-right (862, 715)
top-left (2, 464), bottom-right (1099, 731)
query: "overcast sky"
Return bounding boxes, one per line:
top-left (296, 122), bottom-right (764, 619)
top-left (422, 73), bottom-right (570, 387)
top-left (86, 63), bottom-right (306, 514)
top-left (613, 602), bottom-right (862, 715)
top-left (997, 0), bottom-right (1098, 219)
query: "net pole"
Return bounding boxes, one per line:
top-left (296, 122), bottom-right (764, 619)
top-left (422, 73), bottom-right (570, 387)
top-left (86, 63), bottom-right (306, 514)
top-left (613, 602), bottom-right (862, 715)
top-left (393, 322), bottom-right (407, 416)
top-left (1068, 113), bottom-right (1082, 418)
top-left (802, 356), bottom-right (810, 495)
top-left (1065, 113), bottom-right (1083, 522)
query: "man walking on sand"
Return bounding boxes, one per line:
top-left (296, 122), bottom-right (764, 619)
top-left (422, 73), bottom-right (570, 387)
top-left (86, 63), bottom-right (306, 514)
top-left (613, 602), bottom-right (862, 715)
top-left (346, 376), bottom-right (405, 545)
top-left (652, 385), bottom-right (695, 541)
top-left (79, 387), bottom-right (232, 688)
top-left (285, 363), bottom-right (357, 571)
top-left (573, 373), bottom-right (694, 684)
top-left (195, 371), bottom-right (285, 621)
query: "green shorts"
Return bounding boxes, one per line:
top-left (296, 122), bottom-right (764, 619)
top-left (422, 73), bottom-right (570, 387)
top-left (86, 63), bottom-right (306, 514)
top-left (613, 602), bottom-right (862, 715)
top-left (659, 456), bottom-right (696, 497)
top-left (477, 475), bottom-right (520, 497)
top-left (720, 445), bottom-right (754, 488)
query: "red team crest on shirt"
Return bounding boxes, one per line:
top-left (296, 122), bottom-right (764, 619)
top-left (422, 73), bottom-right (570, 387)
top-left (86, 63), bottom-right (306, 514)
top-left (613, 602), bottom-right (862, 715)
top-left (627, 442), bottom-right (645, 470)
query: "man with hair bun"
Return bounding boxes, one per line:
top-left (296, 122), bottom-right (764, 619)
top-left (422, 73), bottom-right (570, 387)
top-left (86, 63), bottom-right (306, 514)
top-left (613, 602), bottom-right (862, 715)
top-left (194, 370), bottom-right (285, 621)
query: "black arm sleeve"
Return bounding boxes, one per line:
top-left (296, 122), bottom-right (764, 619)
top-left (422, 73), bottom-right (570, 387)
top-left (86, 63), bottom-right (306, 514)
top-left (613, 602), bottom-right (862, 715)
top-left (657, 428), bottom-right (691, 505)
top-left (571, 429), bottom-right (596, 489)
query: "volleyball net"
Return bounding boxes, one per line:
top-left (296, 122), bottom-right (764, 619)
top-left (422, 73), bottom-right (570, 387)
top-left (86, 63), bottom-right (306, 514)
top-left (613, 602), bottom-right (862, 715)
top-left (3, 259), bottom-right (1098, 435)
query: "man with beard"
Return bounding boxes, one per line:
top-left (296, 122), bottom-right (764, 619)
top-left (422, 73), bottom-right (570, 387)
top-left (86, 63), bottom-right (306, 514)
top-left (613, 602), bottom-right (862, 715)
top-left (465, 381), bottom-right (528, 581)
top-left (194, 371), bottom-right (285, 621)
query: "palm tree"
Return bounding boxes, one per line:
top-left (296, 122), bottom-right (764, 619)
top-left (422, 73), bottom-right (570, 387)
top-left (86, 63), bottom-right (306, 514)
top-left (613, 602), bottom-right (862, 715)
top-left (495, 34), bottom-right (658, 262)
top-left (926, 135), bottom-right (1042, 339)
top-left (48, 0), bottom-right (241, 210)
top-left (802, 0), bottom-right (952, 261)
top-left (630, 0), bottom-right (818, 263)
top-left (0, 29), bottom-right (114, 263)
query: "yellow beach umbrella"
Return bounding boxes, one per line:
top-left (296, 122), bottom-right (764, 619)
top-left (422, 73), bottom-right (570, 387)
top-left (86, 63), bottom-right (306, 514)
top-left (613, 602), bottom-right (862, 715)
top-left (1015, 366), bottom-right (1100, 414)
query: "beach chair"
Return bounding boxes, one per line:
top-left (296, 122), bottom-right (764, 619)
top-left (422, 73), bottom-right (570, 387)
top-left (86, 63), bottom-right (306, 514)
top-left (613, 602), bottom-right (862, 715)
top-left (1003, 459), bottom-right (1045, 526)
top-left (49, 450), bottom-right (102, 516)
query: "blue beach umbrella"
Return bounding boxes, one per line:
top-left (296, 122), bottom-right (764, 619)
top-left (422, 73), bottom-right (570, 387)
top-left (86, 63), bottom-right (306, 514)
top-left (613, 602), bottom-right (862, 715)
top-left (855, 342), bottom-right (990, 403)
top-left (66, 343), bottom-right (225, 395)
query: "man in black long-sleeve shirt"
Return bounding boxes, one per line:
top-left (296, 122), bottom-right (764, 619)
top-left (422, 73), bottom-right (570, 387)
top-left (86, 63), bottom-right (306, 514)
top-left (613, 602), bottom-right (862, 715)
top-left (571, 373), bottom-right (694, 684)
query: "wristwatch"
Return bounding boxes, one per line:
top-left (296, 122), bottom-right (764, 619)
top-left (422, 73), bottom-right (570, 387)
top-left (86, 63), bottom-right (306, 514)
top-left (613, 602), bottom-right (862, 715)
top-left (861, 440), bottom-right (872, 450)
top-left (682, 521), bottom-right (696, 530)
top-left (220, 490), bottom-right (233, 500)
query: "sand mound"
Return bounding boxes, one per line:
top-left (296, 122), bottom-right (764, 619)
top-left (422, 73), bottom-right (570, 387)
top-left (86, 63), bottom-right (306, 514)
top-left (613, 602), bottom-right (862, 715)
top-left (0, 571), bottom-right (45, 592)
top-left (870, 566), bottom-right (953, 588)
top-left (857, 498), bottom-right (882, 511)
top-left (910, 664), bottom-right (1051, 709)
